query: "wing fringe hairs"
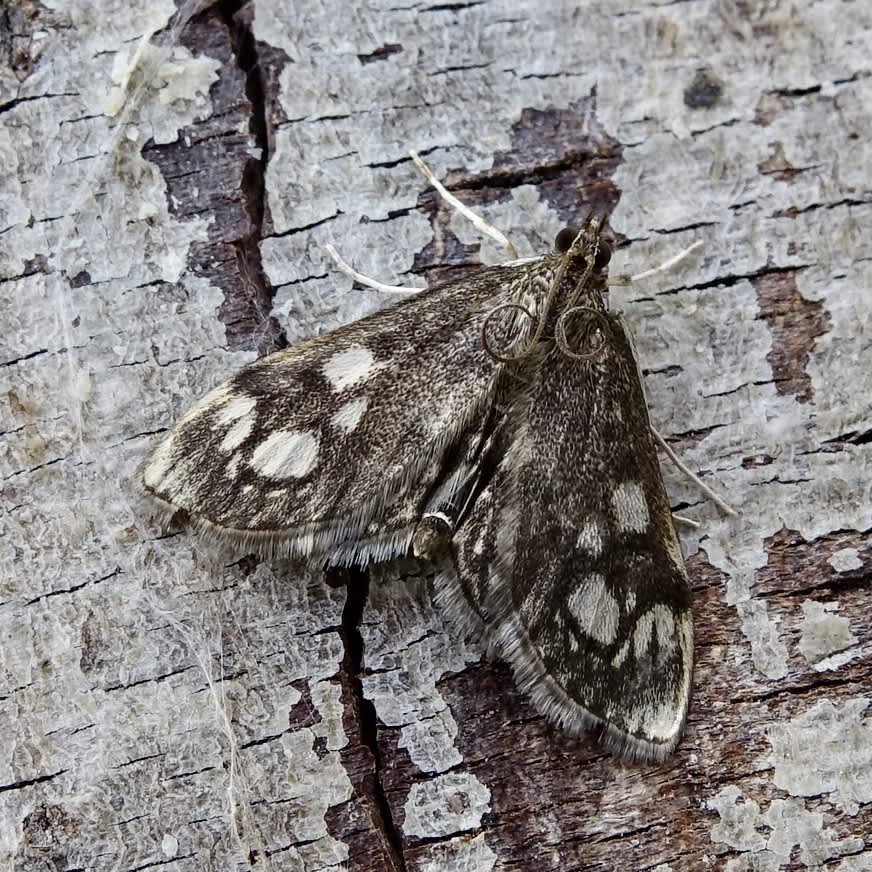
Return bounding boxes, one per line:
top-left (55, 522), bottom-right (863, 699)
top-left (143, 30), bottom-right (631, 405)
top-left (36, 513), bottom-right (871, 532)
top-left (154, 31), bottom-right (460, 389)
top-left (140, 214), bottom-right (698, 764)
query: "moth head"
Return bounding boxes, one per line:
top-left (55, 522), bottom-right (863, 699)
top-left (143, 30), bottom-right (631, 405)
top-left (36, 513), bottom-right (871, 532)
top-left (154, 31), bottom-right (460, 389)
top-left (554, 218), bottom-right (613, 273)
top-left (549, 216), bottom-right (615, 361)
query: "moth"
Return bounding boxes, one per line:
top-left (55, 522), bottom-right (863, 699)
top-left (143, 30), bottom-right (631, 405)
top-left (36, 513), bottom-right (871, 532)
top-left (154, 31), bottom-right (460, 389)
top-left (139, 177), bottom-right (703, 763)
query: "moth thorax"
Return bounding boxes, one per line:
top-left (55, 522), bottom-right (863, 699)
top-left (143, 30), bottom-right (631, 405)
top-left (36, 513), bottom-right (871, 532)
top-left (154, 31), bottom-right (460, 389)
top-left (412, 512), bottom-right (455, 561)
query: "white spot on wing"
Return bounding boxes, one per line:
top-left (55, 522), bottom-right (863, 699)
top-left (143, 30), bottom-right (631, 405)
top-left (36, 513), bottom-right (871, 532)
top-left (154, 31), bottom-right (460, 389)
top-left (323, 346), bottom-right (377, 391)
top-left (142, 434), bottom-right (173, 488)
top-left (220, 411), bottom-right (256, 452)
top-left (566, 573), bottom-right (620, 645)
top-left (635, 697), bottom-right (683, 741)
top-left (250, 429), bottom-right (320, 479)
top-left (177, 383), bottom-right (233, 427)
top-left (331, 396), bottom-right (368, 433)
top-left (611, 638), bottom-right (630, 668)
top-left (611, 481), bottom-right (650, 533)
top-left (633, 604), bottom-right (677, 659)
top-left (575, 518), bottom-right (603, 557)
top-left (216, 395), bottom-right (257, 426)
top-left (226, 453), bottom-right (242, 478)
top-left (143, 437), bottom-right (174, 488)
top-left (623, 610), bottom-right (692, 741)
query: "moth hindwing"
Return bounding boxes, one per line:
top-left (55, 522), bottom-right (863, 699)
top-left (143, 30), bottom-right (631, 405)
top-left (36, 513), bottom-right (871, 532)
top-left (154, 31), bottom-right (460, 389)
top-left (140, 216), bottom-right (693, 763)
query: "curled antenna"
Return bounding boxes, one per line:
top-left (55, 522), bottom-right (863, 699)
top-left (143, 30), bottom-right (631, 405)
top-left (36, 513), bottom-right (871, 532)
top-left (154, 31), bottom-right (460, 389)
top-left (555, 307), bottom-right (611, 360)
top-left (480, 303), bottom-right (538, 363)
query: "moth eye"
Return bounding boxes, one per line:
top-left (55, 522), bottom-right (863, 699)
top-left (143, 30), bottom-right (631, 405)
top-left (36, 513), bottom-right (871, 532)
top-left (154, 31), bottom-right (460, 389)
top-left (554, 226), bottom-right (581, 253)
top-left (594, 241), bottom-right (613, 270)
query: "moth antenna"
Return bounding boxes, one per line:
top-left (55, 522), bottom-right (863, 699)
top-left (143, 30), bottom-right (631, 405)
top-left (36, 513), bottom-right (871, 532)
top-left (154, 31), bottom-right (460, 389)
top-left (651, 427), bottom-right (738, 517)
top-left (555, 307), bottom-right (610, 360)
top-left (610, 239), bottom-right (704, 286)
top-left (324, 243), bottom-right (424, 295)
top-left (480, 302), bottom-right (538, 363)
top-left (673, 513), bottom-right (701, 530)
top-left (409, 149), bottom-right (519, 259)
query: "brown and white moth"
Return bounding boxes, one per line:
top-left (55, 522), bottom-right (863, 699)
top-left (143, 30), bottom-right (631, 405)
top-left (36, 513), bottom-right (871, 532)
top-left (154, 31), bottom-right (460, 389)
top-left (139, 205), bottom-right (696, 763)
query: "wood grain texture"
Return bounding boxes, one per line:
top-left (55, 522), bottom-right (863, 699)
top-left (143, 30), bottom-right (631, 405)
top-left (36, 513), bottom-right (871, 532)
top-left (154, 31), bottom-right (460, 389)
top-left (1, 1), bottom-right (870, 870)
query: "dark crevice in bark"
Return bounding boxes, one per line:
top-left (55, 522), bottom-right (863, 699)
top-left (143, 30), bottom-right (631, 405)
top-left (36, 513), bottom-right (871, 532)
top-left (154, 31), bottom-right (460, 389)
top-left (103, 664), bottom-right (197, 693)
top-left (665, 422), bottom-right (727, 445)
top-left (2, 347), bottom-right (49, 367)
top-left (420, 2), bottom-right (486, 12)
top-left (407, 826), bottom-right (483, 849)
top-left (825, 428), bottom-right (872, 446)
top-left (358, 43), bottom-right (403, 64)
top-left (439, 146), bottom-right (621, 193)
top-left (729, 670), bottom-right (865, 705)
top-left (764, 568), bottom-right (871, 601)
top-left (367, 146), bottom-right (441, 169)
top-left (0, 770), bottom-right (68, 793)
top-left (217, 0), bottom-right (286, 356)
top-left (237, 729), bottom-right (289, 750)
top-left (773, 196), bottom-right (870, 219)
top-left (125, 854), bottom-right (198, 871)
top-left (267, 209), bottom-right (343, 238)
top-left (680, 262), bottom-right (810, 294)
top-left (650, 220), bottom-right (718, 234)
top-left (25, 568), bottom-right (120, 606)
top-left (341, 571), bottom-right (407, 871)
top-left (768, 83), bottom-right (822, 98)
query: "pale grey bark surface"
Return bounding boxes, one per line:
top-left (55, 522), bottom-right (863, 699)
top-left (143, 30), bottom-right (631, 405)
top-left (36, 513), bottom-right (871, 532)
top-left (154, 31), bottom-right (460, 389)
top-left (1, 1), bottom-right (871, 870)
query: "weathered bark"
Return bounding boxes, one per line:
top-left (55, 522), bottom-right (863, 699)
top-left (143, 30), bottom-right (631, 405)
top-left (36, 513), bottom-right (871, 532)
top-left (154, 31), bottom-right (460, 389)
top-left (1, 1), bottom-right (870, 870)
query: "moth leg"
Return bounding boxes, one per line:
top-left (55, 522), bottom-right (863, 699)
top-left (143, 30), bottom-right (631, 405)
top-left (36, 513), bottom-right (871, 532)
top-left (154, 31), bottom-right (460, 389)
top-left (413, 472), bottom-right (494, 643)
top-left (324, 243), bottom-right (425, 296)
top-left (409, 149), bottom-right (519, 259)
top-left (652, 427), bottom-right (738, 517)
top-left (615, 292), bottom-right (735, 519)
top-left (413, 457), bottom-right (490, 560)
top-left (608, 239), bottom-right (704, 286)
top-left (412, 423), bottom-right (501, 560)
top-left (429, 482), bottom-right (497, 645)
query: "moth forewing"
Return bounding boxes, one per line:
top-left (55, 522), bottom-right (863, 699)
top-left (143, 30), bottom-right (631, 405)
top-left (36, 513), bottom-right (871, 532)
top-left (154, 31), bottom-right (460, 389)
top-left (138, 256), bottom-right (556, 565)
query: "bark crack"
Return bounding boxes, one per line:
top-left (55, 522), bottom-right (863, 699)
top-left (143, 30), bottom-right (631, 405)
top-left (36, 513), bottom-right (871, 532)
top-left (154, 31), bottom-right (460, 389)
top-left (440, 146), bottom-right (621, 192)
top-left (217, 0), bottom-right (286, 356)
top-left (0, 770), bottom-right (68, 793)
top-left (341, 571), bottom-right (408, 871)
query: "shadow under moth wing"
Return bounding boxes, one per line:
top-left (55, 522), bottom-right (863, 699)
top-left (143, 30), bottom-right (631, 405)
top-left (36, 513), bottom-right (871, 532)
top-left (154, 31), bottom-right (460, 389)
top-left (139, 217), bottom-right (694, 762)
